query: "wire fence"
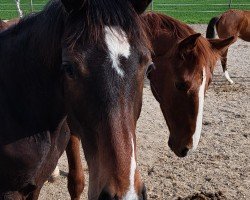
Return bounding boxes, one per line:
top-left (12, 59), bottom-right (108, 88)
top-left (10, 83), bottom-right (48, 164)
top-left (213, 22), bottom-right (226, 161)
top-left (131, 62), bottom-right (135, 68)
top-left (0, 0), bottom-right (250, 23)
top-left (0, 0), bottom-right (46, 19)
top-left (151, 1), bottom-right (250, 12)
top-left (149, 0), bottom-right (250, 23)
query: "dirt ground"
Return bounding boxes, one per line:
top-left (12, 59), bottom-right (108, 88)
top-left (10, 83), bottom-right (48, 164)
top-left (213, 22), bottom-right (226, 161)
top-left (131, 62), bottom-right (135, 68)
top-left (40, 25), bottom-right (250, 200)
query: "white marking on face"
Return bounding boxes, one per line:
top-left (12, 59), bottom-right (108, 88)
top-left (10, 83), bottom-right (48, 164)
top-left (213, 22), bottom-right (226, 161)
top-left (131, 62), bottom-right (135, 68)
top-left (192, 68), bottom-right (206, 150)
top-left (224, 70), bottom-right (234, 84)
top-left (105, 26), bottom-right (131, 77)
top-left (122, 138), bottom-right (138, 200)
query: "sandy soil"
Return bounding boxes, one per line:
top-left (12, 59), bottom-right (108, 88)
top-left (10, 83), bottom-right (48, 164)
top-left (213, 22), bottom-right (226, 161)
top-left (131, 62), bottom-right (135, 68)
top-left (40, 25), bottom-right (250, 200)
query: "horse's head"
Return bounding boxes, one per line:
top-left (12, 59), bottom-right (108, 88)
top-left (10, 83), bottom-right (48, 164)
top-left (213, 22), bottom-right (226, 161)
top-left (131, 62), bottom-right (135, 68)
top-left (60, 0), bottom-right (151, 199)
top-left (148, 29), bottom-right (235, 157)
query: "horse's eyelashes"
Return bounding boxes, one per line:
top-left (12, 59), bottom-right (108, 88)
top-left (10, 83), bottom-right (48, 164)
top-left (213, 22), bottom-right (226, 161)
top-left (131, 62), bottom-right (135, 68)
top-left (146, 63), bottom-right (155, 77)
top-left (62, 63), bottom-right (77, 79)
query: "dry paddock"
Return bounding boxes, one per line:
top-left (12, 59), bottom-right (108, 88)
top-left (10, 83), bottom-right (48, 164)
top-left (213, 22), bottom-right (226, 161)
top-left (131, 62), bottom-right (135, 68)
top-left (40, 25), bottom-right (250, 200)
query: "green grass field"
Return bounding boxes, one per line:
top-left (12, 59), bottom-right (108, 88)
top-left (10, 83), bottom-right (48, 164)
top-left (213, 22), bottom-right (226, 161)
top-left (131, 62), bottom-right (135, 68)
top-left (0, 0), bottom-right (47, 19)
top-left (0, 0), bottom-right (250, 23)
top-left (152, 0), bottom-right (250, 23)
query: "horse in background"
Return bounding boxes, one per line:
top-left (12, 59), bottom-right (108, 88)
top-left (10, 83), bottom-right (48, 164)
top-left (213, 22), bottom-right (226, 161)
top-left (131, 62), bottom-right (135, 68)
top-left (0, 19), bottom-right (9, 31)
top-left (206, 9), bottom-right (250, 84)
top-left (0, 20), bottom-right (7, 30)
top-left (0, 0), bottom-right (152, 199)
top-left (143, 12), bottom-right (235, 157)
top-left (0, 18), bottom-right (19, 31)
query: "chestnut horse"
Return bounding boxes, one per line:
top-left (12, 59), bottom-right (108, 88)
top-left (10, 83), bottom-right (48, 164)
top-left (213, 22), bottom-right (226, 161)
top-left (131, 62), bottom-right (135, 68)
top-left (144, 12), bottom-right (235, 157)
top-left (61, 12), bottom-right (235, 199)
top-left (206, 9), bottom-right (249, 84)
top-left (0, 0), bottom-right (152, 200)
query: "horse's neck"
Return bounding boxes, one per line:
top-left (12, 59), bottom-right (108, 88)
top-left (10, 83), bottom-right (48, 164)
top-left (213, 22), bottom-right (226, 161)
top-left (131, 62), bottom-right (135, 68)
top-left (0, 5), bottom-right (66, 133)
top-left (244, 11), bottom-right (250, 24)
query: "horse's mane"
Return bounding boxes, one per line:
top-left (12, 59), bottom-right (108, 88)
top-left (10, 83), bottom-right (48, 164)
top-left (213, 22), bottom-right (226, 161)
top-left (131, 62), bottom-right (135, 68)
top-left (0, 1), bottom-right (65, 68)
top-left (143, 12), bottom-right (219, 71)
top-left (143, 12), bottom-right (195, 40)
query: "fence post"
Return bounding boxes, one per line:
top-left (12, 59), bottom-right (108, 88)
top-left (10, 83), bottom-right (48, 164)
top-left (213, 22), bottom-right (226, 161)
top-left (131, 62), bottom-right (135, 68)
top-left (30, 0), bottom-right (34, 12)
top-left (15, 0), bottom-right (23, 18)
top-left (229, 0), bottom-right (232, 8)
top-left (151, 0), bottom-right (154, 10)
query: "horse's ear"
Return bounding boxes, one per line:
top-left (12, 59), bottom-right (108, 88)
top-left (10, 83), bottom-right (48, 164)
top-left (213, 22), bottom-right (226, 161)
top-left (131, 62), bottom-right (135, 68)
top-left (178, 33), bottom-right (201, 55)
top-left (208, 36), bottom-right (236, 55)
top-left (61, 0), bottom-right (86, 13)
top-left (129, 0), bottom-right (152, 14)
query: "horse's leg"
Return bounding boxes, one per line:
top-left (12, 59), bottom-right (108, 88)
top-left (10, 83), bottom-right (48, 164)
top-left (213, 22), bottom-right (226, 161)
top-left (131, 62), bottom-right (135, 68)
top-left (26, 187), bottom-right (42, 200)
top-left (0, 192), bottom-right (23, 200)
top-left (49, 165), bottom-right (60, 182)
top-left (221, 49), bottom-right (234, 84)
top-left (66, 134), bottom-right (85, 200)
top-left (0, 184), bottom-right (39, 200)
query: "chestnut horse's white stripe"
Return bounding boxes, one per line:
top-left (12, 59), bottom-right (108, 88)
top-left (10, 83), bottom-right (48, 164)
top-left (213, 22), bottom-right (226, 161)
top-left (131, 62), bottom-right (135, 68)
top-left (122, 138), bottom-right (138, 200)
top-left (105, 27), bottom-right (131, 77)
top-left (192, 68), bottom-right (206, 150)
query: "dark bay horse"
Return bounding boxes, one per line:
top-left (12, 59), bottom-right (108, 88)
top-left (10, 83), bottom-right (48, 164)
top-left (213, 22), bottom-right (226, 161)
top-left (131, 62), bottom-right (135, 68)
top-left (143, 12), bottom-right (235, 157)
top-left (0, 0), bottom-right (152, 200)
top-left (60, 12), bottom-right (235, 199)
top-left (206, 9), bottom-right (250, 84)
top-left (0, 17), bottom-right (68, 185)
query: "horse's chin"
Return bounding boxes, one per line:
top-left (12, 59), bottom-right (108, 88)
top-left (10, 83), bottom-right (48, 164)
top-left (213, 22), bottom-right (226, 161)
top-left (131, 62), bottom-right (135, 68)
top-left (168, 140), bottom-right (192, 158)
top-left (172, 149), bottom-right (190, 158)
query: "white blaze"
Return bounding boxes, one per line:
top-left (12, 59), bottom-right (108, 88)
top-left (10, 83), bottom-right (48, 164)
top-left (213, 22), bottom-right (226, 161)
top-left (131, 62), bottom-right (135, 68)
top-left (122, 138), bottom-right (138, 200)
top-left (104, 26), bottom-right (131, 77)
top-left (192, 68), bottom-right (206, 150)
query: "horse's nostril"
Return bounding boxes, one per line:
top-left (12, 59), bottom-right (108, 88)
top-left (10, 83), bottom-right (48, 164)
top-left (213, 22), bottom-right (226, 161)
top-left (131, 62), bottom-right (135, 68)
top-left (180, 147), bottom-right (189, 157)
top-left (142, 184), bottom-right (147, 200)
top-left (98, 191), bottom-right (114, 200)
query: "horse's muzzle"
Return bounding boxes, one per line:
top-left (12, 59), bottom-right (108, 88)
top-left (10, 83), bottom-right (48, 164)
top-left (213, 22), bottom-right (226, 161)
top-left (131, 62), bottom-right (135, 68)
top-left (98, 191), bottom-right (116, 200)
top-left (168, 139), bottom-right (191, 158)
top-left (98, 184), bottom-right (147, 200)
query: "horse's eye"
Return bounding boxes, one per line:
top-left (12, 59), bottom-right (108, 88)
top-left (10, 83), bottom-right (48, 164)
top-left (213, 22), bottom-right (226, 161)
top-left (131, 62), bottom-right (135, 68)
top-left (146, 63), bottom-right (155, 77)
top-left (175, 82), bottom-right (189, 91)
top-left (62, 63), bottom-right (76, 79)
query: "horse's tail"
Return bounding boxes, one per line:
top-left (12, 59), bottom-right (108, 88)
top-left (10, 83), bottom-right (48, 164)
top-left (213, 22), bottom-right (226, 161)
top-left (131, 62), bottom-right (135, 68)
top-left (206, 16), bottom-right (220, 38)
